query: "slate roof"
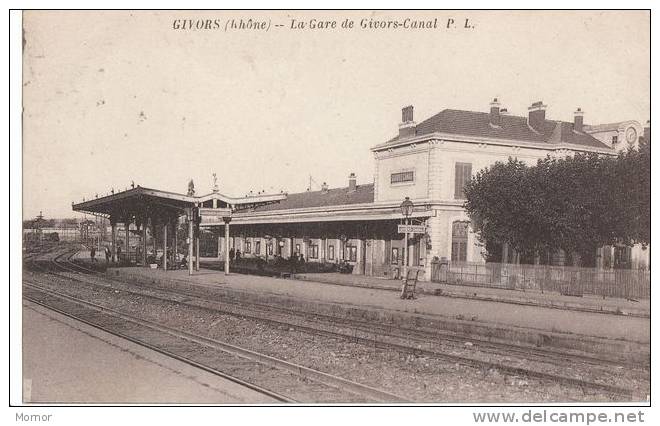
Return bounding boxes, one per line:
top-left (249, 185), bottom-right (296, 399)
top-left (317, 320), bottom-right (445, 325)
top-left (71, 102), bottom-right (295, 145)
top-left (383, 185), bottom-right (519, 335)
top-left (245, 183), bottom-right (375, 213)
top-left (374, 109), bottom-right (611, 150)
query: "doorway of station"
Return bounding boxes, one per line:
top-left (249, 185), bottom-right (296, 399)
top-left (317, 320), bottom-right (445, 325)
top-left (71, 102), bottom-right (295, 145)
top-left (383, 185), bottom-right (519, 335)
top-left (199, 229), bottom-right (218, 258)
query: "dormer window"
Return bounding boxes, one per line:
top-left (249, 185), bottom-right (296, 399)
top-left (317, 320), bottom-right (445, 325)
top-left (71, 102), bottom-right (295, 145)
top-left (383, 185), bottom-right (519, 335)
top-left (611, 135), bottom-right (618, 146)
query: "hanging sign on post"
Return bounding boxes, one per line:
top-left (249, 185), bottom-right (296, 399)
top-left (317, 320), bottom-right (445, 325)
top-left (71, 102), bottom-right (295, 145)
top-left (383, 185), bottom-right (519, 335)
top-left (398, 224), bottom-right (426, 234)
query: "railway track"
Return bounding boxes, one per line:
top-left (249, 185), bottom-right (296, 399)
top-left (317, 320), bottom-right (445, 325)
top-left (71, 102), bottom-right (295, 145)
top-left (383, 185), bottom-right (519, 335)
top-left (23, 281), bottom-right (408, 404)
top-left (49, 251), bottom-right (648, 368)
top-left (23, 244), bottom-right (87, 273)
top-left (39, 250), bottom-right (645, 367)
top-left (24, 246), bottom-right (643, 401)
top-left (99, 269), bottom-right (648, 369)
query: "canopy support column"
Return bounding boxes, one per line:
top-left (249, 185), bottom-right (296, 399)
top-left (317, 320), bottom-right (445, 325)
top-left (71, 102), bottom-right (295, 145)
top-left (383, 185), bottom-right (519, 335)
top-left (110, 221), bottom-right (117, 263)
top-left (223, 217), bottom-right (231, 275)
top-left (188, 211), bottom-right (194, 276)
top-left (142, 216), bottom-right (148, 266)
top-left (152, 219), bottom-right (157, 257)
top-left (174, 217), bottom-right (179, 267)
top-left (163, 220), bottom-right (168, 271)
top-left (125, 220), bottom-right (130, 264)
top-left (195, 234), bottom-right (200, 271)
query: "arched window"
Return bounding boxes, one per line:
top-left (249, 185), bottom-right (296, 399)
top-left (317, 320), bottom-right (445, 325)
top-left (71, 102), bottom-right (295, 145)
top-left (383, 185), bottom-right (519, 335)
top-left (451, 221), bottom-right (470, 263)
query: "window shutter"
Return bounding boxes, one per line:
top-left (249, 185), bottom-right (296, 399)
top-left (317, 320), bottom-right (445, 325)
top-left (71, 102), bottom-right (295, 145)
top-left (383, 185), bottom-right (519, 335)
top-left (454, 163), bottom-right (472, 199)
top-left (454, 163), bottom-right (462, 198)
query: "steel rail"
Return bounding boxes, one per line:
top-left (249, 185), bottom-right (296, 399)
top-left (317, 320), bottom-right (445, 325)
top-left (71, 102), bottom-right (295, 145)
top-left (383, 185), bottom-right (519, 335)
top-left (22, 298), bottom-right (291, 404)
top-left (23, 282), bottom-right (408, 404)
top-left (26, 247), bottom-right (641, 400)
top-left (114, 273), bottom-right (647, 369)
top-left (53, 255), bottom-right (647, 370)
top-left (26, 272), bottom-right (637, 400)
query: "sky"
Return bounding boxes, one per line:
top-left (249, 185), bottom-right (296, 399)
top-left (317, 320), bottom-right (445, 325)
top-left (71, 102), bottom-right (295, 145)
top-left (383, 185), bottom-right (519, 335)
top-left (21, 10), bottom-right (650, 219)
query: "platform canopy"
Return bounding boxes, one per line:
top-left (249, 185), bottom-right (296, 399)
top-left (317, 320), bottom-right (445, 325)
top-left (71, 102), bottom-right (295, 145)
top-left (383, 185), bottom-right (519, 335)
top-left (72, 185), bottom-right (287, 224)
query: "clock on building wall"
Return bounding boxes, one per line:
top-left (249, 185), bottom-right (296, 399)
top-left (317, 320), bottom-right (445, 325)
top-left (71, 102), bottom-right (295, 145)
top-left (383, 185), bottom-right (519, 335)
top-left (625, 126), bottom-right (638, 144)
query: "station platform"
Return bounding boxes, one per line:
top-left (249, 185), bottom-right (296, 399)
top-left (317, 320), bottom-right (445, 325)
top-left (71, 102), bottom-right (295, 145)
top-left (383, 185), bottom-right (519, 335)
top-left (294, 272), bottom-right (650, 318)
top-left (75, 249), bottom-right (647, 319)
top-left (192, 257), bottom-right (648, 318)
top-left (104, 265), bottom-right (650, 348)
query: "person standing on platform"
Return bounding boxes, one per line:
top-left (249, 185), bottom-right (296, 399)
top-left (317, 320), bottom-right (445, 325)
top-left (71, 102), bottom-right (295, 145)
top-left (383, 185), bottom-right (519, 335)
top-left (104, 246), bottom-right (111, 263)
top-left (117, 245), bottom-right (122, 263)
top-left (290, 253), bottom-right (298, 274)
top-left (235, 249), bottom-right (241, 262)
top-left (90, 246), bottom-right (96, 263)
top-left (229, 247), bottom-right (235, 263)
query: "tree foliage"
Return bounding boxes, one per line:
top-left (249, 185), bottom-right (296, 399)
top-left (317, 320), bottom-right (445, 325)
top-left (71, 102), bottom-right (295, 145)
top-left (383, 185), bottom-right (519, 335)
top-left (464, 142), bottom-right (650, 264)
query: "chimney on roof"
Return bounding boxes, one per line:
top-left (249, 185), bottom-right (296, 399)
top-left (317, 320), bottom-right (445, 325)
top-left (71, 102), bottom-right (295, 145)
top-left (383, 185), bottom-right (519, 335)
top-left (644, 120), bottom-right (650, 144)
top-left (398, 105), bottom-right (416, 139)
top-left (348, 173), bottom-right (357, 192)
top-left (321, 182), bottom-right (329, 193)
top-left (573, 108), bottom-right (584, 132)
top-left (489, 98), bottom-right (501, 126)
top-left (527, 101), bottom-right (547, 131)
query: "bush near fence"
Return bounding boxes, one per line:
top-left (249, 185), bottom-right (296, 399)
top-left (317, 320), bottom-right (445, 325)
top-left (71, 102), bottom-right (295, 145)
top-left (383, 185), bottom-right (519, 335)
top-left (430, 261), bottom-right (650, 299)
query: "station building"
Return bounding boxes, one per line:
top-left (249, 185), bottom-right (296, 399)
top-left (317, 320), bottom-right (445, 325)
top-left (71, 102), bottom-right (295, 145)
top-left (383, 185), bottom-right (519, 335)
top-left (73, 99), bottom-right (650, 278)
top-left (584, 120), bottom-right (649, 153)
top-left (210, 99), bottom-right (650, 278)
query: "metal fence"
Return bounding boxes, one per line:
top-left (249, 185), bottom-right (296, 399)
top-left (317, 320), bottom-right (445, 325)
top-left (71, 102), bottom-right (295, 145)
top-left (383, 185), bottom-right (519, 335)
top-left (430, 261), bottom-right (650, 299)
